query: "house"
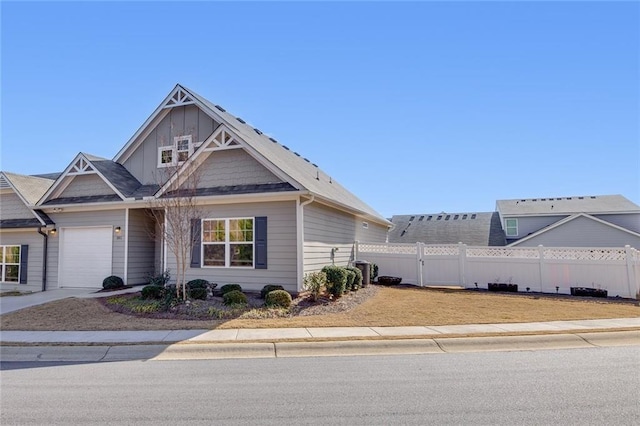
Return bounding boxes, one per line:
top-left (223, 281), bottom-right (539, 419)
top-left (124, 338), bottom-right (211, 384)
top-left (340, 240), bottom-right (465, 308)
top-left (0, 84), bottom-right (391, 293)
top-left (388, 212), bottom-right (506, 246)
top-left (496, 195), bottom-right (640, 248)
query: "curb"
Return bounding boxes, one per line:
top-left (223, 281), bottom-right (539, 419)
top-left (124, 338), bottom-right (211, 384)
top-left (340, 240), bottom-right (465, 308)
top-left (1, 331), bottom-right (638, 362)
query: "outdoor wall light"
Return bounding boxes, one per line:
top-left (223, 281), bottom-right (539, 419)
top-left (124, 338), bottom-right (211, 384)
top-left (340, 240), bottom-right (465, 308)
top-left (115, 226), bottom-right (122, 234)
top-left (49, 228), bottom-right (57, 236)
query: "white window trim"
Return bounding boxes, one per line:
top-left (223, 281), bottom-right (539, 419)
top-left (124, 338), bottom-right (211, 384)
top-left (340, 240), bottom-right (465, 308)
top-left (505, 218), bottom-right (518, 237)
top-left (0, 245), bottom-right (21, 283)
top-left (201, 217), bottom-right (255, 269)
top-left (157, 135), bottom-right (193, 168)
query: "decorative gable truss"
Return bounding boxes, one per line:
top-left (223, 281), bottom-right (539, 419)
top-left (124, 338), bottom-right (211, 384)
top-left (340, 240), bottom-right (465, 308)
top-left (68, 157), bottom-right (95, 175)
top-left (163, 87), bottom-right (195, 109)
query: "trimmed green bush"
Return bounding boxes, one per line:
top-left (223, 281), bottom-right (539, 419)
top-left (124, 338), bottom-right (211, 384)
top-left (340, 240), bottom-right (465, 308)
top-left (261, 284), bottom-right (285, 299)
top-left (186, 279), bottom-right (209, 290)
top-left (102, 275), bottom-right (124, 290)
top-left (344, 269), bottom-right (356, 292)
top-left (265, 290), bottom-right (292, 308)
top-left (223, 290), bottom-right (247, 306)
top-left (321, 265), bottom-right (347, 298)
top-left (141, 285), bottom-right (164, 300)
top-left (304, 271), bottom-right (327, 301)
top-left (346, 266), bottom-right (363, 291)
top-left (220, 284), bottom-right (242, 295)
top-left (370, 263), bottom-right (379, 281)
top-left (189, 287), bottom-right (208, 300)
top-left (148, 270), bottom-right (170, 287)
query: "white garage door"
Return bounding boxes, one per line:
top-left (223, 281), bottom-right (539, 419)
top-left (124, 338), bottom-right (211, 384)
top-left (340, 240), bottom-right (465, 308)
top-left (59, 227), bottom-right (113, 288)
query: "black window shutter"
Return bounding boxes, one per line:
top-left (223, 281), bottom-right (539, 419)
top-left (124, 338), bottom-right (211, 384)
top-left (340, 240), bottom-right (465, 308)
top-left (255, 216), bottom-right (267, 269)
top-left (190, 219), bottom-right (201, 268)
top-left (19, 245), bottom-right (29, 284)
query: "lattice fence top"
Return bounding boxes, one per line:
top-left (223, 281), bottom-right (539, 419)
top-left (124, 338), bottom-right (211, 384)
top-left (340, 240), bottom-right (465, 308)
top-left (358, 243), bottom-right (417, 255)
top-left (467, 247), bottom-right (539, 259)
top-left (544, 248), bottom-right (627, 261)
top-left (423, 245), bottom-right (459, 256)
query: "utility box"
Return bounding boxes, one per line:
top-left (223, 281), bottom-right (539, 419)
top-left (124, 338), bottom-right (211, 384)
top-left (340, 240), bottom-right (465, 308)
top-left (354, 260), bottom-right (371, 286)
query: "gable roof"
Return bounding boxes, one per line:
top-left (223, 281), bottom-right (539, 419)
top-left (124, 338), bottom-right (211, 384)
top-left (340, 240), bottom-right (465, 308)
top-left (0, 171), bottom-right (55, 227)
top-left (114, 84), bottom-right (390, 226)
top-left (508, 213), bottom-right (640, 247)
top-left (389, 212), bottom-right (506, 246)
top-left (497, 194), bottom-right (639, 216)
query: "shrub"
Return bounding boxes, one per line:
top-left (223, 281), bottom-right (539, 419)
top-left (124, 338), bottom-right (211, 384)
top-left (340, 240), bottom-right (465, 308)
top-left (265, 290), bottom-right (292, 308)
top-left (346, 266), bottom-right (363, 291)
top-left (321, 265), bottom-right (347, 298)
top-left (102, 275), bottom-right (124, 290)
top-left (344, 269), bottom-right (356, 292)
top-left (223, 290), bottom-right (247, 306)
top-left (220, 284), bottom-right (243, 295)
top-left (186, 279), bottom-right (209, 290)
top-left (304, 271), bottom-right (327, 301)
top-left (189, 287), bottom-right (208, 300)
top-left (261, 284), bottom-right (284, 299)
top-left (378, 276), bottom-right (402, 286)
top-left (141, 285), bottom-right (164, 300)
top-left (148, 270), bottom-right (170, 287)
top-left (370, 263), bottom-right (379, 281)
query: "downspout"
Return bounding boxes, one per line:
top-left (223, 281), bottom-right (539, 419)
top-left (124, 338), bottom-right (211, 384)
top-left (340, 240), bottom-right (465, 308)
top-left (296, 195), bottom-right (315, 292)
top-left (37, 227), bottom-right (48, 292)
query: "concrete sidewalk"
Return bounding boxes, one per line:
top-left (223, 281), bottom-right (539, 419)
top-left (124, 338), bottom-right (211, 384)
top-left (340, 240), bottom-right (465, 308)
top-left (2, 317), bottom-right (639, 345)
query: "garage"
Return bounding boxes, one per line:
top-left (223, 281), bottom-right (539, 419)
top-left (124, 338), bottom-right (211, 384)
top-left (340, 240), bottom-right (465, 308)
top-left (59, 227), bottom-right (113, 288)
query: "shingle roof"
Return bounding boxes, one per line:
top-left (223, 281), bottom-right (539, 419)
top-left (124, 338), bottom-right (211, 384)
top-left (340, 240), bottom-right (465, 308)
top-left (497, 194), bottom-right (639, 216)
top-left (163, 182), bottom-right (296, 198)
top-left (42, 194), bottom-right (123, 205)
top-left (389, 212), bottom-right (506, 246)
top-left (0, 218), bottom-right (44, 229)
top-left (2, 172), bottom-right (54, 205)
top-left (91, 159), bottom-right (145, 198)
top-left (182, 85), bottom-right (389, 225)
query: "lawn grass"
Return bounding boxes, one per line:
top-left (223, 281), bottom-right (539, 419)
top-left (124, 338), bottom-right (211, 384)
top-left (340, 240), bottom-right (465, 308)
top-left (0, 285), bottom-right (637, 331)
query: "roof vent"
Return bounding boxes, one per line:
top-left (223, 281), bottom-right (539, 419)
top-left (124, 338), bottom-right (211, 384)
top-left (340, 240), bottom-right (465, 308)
top-left (578, 196), bottom-right (584, 199)
top-left (419, 216), bottom-right (424, 221)
top-left (294, 152), bottom-right (301, 157)
top-left (437, 215), bottom-right (442, 220)
top-left (304, 158), bottom-right (310, 163)
top-left (462, 214), bottom-right (467, 219)
top-left (282, 145), bottom-right (290, 151)
top-left (253, 128), bottom-right (262, 135)
top-left (409, 216), bottom-right (415, 221)
top-left (312, 163), bottom-right (318, 168)
top-left (454, 214), bottom-right (459, 220)
top-left (236, 117), bottom-right (246, 124)
top-left (471, 214), bottom-right (477, 219)
top-left (427, 215), bottom-right (432, 221)
top-left (214, 105), bottom-right (226, 112)
top-left (590, 196), bottom-right (596, 199)
top-left (269, 137), bottom-right (278, 143)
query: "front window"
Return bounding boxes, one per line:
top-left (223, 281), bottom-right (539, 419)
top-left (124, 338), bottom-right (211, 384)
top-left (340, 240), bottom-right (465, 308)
top-left (202, 218), bottom-right (254, 267)
top-left (505, 218), bottom-right (518, 237)
top-left (157, 135), bottom-right (193, 167)
top-left (1, 245), bottom-right (20, 282)
top-left (175, 136), bottom-right (191, 162)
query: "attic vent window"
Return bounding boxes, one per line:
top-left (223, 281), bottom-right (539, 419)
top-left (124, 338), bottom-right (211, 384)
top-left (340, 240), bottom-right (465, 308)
top-left (362, 222), bottom-right (369, 229)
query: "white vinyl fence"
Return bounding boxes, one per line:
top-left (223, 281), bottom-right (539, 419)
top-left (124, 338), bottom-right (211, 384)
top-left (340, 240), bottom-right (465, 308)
top-left (355, 242), bottom-right (640, 299)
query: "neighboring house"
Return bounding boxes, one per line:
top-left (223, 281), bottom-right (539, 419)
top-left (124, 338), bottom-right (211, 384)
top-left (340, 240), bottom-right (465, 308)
top-left (496, 195), bottom-right (640, 248)
top-left (388, 212), bottom-right (506, 246)
top-left (0, 84), bottom-right (391, 293)
top-left (0, 172), bottom-right (55, 292)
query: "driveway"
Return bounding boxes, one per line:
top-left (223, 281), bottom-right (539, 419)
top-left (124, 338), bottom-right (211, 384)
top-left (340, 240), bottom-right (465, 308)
top-left (0, 287), bottom-right (140, 315)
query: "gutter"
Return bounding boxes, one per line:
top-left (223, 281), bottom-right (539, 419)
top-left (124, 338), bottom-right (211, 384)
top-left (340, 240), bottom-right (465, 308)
top-left (36, 227), bottom-right (48, 291)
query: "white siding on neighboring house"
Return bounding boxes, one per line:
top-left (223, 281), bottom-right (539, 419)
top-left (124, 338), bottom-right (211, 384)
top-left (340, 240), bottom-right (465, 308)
top-left (513, 215), bottom-right (640, 248)
top-left (193, 149), bottom-right (283, 189)
top-left (166, 201), bottom-right (298, 292)
top-left (46, 210), bottom-right (126, 288)
top-left (127, 209), bottom-right (156, 285)
top-left (58, 174), bottom-right (117, 198)
top-left (123, 105), bottom-right (219, 186)
top-left (0, 192), bottom-right (35, 219)
top-left (0, 231), bottom-right (45, 293)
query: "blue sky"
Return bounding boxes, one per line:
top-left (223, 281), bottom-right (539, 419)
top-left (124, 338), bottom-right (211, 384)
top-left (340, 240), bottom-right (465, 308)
top-left (2, 1), bottom-right (638, 218)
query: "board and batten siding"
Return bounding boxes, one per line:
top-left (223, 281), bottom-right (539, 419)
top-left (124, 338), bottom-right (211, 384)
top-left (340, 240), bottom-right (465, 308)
top-left (123, 105), bottom-right (219, 186)
top-left (58, 174), bottom-right (117, 198)
top-left (191, 149), bottom-right (283, 189)
top-left (165, 201), bottom-right (298, 292)
top-left (0, 192), bottom-right (36, 219)
top-left (514, 215), bottom-right (640, 248)
top-left (127, 209), bottom-right (156, 285)
top-left (0, 230), bottom-right (44, 293)
top-left (46, 210), bottom-right (126, 288)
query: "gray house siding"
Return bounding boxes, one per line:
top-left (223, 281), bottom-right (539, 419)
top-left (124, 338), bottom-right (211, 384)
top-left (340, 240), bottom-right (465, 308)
top-left (127, 209), bottom-right (156, 285)
top-left (58, 174), bottom-right (117, 198)
top-left (122, 105), bottom-right (220, 186)
top-left (513, 215), bottom-right (640, 248)
top-left (504, 215), bottom-right (566, 243)
top-left (0, 230), bottom-right (44, 293)
top-left (595, 213), bottom-right (640, 235)
top-left (46, 210), bottom-right (126, 288)
top-left (166, 201), bottom-right (298, 292)
top-left (0, 192), bottom-right (36, 220)
top-left (355, 220), bottom-right (388, 243)
top-left (194, 149), bottom-right (283, 189)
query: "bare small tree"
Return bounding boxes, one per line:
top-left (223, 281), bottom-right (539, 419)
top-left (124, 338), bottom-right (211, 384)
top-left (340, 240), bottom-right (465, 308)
top-left (147, 161), bottom-right (201, 301)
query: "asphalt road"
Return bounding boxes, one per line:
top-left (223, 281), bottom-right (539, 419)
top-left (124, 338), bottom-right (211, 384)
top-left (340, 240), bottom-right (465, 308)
top-left (2, 346), bottom-right (639, 425)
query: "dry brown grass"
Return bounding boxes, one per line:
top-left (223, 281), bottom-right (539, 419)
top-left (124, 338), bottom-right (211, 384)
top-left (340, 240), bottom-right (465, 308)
top-left (1, 286), bottom-right (637, 331)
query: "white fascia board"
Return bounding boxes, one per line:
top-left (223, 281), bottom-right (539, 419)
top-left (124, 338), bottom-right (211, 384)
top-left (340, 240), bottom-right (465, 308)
top-left (190, 191), bottom-right (301, 206)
